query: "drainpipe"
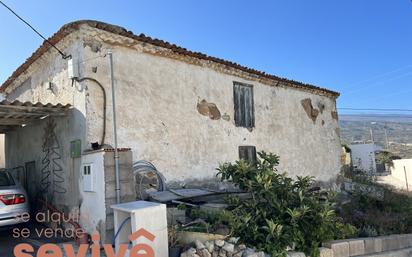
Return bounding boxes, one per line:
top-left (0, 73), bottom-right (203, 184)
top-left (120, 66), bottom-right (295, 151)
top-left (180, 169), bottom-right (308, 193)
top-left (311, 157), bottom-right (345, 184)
top-left (108, 50), bottom-right (121, 204)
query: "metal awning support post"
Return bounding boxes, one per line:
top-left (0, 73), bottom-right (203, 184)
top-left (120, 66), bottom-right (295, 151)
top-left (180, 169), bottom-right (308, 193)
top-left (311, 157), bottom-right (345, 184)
top-left (108, 50), bottom-right (121, 204)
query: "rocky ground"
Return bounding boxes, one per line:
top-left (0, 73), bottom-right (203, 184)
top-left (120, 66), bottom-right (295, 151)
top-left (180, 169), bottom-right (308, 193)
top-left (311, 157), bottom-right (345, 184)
top-left (180, 238), bottom-right (268, 257)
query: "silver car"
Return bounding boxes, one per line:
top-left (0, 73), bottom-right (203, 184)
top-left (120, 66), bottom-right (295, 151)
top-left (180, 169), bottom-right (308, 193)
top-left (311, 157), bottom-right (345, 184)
top-left (0, 170), bottom-right (29, 227)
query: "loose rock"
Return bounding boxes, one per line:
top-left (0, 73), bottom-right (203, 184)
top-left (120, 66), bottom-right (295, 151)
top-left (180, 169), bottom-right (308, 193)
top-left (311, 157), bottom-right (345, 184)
top-left (255, 252), bottom-right (265, 257)
top-left (198, 248), bottom-right (212, 257)
top-left (222, 242), bottom-right (235, 253)
top-left (215, 239), bottom-right (225, 247)
top-left (205, 241), bottom-right (215, 253)
top-left (242, 249), bottom-right (258, 257)
top-left (179, 239), bottom-right (269, 257)
top-left (228, 237), bottom-right (240, 244)
top-left (219, 248), bottom-right (227, 256)
top-left (233, 252), bottom-right (243, 257)
top-left (195, 240), bottom-right (206, 250)
top-left (237, 244), bottom-right (247, 251)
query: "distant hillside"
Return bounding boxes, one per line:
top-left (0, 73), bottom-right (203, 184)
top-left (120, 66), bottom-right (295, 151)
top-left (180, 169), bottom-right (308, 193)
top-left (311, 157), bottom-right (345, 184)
top-left (339, 114), bottom-right (412, 158)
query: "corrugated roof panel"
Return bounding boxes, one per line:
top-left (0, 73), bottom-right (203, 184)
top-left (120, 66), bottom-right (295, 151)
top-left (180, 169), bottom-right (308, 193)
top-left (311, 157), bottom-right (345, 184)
top-left (0, 101), bottom-right (71, 133)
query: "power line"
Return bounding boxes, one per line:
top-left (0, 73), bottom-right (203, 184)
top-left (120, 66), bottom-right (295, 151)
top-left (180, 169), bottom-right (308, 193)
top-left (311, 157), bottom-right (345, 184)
top-left (353, 89), bottom-right (412, 105)
top-left (338, 108), bottom-right (412, 112)
top-left (343, 64), bottom-right (412, 89)
top-left (0, 0), bottom-right (68, 59)
top-left (343, 70), bottom-right (412, 96)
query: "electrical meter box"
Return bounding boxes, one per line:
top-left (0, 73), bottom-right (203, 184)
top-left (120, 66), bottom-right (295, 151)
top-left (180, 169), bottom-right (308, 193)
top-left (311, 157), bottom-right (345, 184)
top-left (70, 139), bottom-right (81, 158)
top-left (82, 164), bottom-right (94, 192)
top-left (67, 58), bottom-right (79, 79)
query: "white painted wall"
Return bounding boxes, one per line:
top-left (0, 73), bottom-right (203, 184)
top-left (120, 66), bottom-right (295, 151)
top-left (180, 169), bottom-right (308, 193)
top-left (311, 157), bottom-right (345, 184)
top-left (79, 151), bottom-right (106, 235)
top-left (112, 201), bottom-right (168, 257)
top-left (349, 144), bottom-right (382, 173)
top-left (390, 159), bottom-right (412, 185)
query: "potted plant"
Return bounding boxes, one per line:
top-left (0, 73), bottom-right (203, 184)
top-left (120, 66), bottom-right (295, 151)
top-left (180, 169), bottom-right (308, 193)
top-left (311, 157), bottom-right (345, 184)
top-left (168, 225), bottom-right (182, 257)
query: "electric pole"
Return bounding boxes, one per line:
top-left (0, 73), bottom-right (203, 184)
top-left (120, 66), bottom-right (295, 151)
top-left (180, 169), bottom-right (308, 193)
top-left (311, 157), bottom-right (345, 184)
top-left (384, 128), bottom-right (389, 150)
top-left (370, 127), bottom-right (374, 144)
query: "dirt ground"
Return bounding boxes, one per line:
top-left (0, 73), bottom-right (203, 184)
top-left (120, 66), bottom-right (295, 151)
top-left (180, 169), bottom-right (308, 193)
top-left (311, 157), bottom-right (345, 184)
top-left (378, 174), bottom-right (412, 191)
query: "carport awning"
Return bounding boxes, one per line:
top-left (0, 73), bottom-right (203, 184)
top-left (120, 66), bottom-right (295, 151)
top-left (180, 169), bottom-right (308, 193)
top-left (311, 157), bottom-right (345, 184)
top-left (0, 100), bottom-right (71, 133)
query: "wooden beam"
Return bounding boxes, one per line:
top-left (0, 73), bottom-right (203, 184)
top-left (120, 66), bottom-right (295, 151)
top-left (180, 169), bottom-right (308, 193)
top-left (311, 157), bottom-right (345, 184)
top-left (0, 117), bottom-right (40, 125)
top-left (0, 125), bottom-right (21, 133)
top-left (0, 105), bottom-right (70, 113)
top-left (0, 110), bottom-right (67, 118)
top-left (0, 111), bottom-right (49, 117)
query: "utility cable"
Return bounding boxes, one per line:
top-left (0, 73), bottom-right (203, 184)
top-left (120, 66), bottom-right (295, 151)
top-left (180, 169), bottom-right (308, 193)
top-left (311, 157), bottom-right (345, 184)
top-left (338, 108), bottom-right (412, 112)
top-left (343, 70), bottom-right (412, 96)
top-left (343, 64), bottom-right (412, 89)
top-left (0, 0), bottom-right (69, 59)
top-left (75, 77), bottom-right (107, 146)
top-left (112, 217), bottom-right (131, 247)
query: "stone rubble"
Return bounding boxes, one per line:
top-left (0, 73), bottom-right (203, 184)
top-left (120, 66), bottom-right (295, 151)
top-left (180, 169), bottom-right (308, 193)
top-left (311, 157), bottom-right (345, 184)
top-left (180, 233), bottom-right (412, 257)
top-left (180, 238), bottom-right (268, 257)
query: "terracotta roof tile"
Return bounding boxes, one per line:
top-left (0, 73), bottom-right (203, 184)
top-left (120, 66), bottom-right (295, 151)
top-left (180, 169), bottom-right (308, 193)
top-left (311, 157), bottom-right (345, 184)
top-left (0, 20), bottom-right (340, 97)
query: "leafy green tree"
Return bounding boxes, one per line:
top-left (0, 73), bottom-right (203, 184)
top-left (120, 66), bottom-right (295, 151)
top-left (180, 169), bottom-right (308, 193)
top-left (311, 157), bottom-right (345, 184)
top-left (218, 151), bottom-right (354, 257)
top-left (376, 151), bottom-right (401, 168)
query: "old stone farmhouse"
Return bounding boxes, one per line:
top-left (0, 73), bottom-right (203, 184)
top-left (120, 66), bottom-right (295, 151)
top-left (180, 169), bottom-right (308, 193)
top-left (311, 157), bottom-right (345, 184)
top-left (0, 20), bottom-right (341, 238)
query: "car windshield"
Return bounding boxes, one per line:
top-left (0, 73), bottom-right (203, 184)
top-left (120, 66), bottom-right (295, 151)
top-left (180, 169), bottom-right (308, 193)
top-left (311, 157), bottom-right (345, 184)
top-left (0, 172), bottom-right (15, 187)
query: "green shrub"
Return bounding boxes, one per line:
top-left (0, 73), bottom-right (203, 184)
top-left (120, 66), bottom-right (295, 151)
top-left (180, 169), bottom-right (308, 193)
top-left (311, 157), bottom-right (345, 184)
top-left (217, 151), bottom-right (352, 257)
top-left (181, 207), bottom-right (234, 234)
top-left (339, 182), bottom-right (412, 236)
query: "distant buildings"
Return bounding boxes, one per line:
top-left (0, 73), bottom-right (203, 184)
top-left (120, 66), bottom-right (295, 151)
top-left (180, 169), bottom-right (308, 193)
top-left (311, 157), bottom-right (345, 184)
top-left (349, 143), bottom-right (383, 174)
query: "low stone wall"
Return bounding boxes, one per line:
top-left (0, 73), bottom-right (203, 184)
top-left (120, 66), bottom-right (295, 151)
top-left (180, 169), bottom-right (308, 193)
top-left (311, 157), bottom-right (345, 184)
top-left (180, 234), bottom-right (412, 257)
top-left (361, 247), bottom-right (412, 257)
top-left (287, 233), bottom-right (412, 257)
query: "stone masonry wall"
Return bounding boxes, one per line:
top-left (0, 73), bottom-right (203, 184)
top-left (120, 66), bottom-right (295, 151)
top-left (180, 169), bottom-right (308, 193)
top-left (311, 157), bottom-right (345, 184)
top-left (79, 25), bottom-right (342, 183)
top-left (181, 234), bottom-right (412, 257)
top-left (103, 150), bottom-right (136, 243)
top-left (287, 234), bottom-right (412, 257)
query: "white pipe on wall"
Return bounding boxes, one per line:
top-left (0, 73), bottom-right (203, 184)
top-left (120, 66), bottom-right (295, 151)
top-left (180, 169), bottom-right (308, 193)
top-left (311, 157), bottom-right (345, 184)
top-left (108, 50), bottom-right (121, 204)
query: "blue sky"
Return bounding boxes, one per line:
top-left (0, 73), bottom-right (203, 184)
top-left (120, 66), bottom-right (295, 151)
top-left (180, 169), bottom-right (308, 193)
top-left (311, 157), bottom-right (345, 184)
top-left (1, 1), bottom-right (411, 113)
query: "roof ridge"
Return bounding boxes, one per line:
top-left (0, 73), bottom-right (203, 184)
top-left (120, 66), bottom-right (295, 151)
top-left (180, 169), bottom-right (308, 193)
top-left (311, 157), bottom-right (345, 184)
top-left (0, 19), bottom-right (340, 97)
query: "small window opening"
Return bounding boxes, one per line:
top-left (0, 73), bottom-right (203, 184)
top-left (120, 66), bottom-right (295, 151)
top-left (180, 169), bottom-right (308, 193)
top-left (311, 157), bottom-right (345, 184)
top-left (239, 146), bottom-right (257, 164)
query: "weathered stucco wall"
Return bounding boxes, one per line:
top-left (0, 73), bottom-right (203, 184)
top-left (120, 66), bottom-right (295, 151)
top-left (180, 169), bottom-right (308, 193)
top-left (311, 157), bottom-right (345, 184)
top-left (3, 32), bottom-right (88, 213)
top-left (5, 111), bottom-right (86, 212)
top-left (78, 26), bottom-right (342, 183)
top-left (3, 23), bottom-right (342, 200)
